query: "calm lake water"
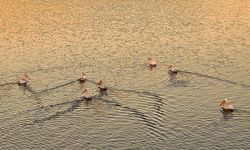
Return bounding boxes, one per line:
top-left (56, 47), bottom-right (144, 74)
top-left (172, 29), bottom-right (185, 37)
top-left (0, 0), bottom-right (250, 149)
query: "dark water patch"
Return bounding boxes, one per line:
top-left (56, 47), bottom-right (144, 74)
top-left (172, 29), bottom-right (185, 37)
top-left (179, 70), bottom-right (250, 88)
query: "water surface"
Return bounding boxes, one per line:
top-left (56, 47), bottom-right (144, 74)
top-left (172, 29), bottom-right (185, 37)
top-left (0, 0), bottom-right (250, 149)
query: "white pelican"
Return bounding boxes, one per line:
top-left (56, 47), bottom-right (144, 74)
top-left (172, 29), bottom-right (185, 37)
top-left (219, 98), bottom-right (234, 112)
top-left (97, 80), bottom-right (107, 91)
top-left (82, 88), bottom-right (92, 100)
top-left (17, 73), bottom-right (30, 86)
top-left (79, 72), bottom-right (86, 82)
top-left (167, 64), bottom-right (178, 74)
top-left (148, 58), bottom-right (157, 67)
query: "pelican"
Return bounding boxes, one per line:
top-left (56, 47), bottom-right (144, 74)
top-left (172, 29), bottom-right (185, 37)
top-left (148, 58), bottom-right (157, 67)
top-left (167, 64), bottom-right (178, 74)
top-left (79, 72), bottom-right (86, 82)
top-left (17, 73), bottom-right (30, 86)
top-left (82, 88), bottom-right (92, 100)
top-left (219, 98), bottom-right (234, 112)
top-left (97, 80), bottom-right (107, 92)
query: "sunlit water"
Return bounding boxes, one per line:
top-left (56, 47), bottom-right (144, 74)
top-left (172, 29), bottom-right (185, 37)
top-left (0, 0), bottom-right (250, 149)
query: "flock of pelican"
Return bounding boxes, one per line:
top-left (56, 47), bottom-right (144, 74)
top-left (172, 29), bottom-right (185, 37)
top-left (16, 58), bottom-right (234, 112)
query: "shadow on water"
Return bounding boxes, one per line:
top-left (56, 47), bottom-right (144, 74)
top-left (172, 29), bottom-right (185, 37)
top-left (221, 111), bottom-right (234, 122)
top-left (166, 73), bottom-right (190, 87)
top-left (20, 85), bottom-right (36, 95)
top-left (179, 70), bottom-right (250, 88)
top-left (148, 65), bottom-right (157, 71)
top-left (220, 108), bottom-right (250, 122)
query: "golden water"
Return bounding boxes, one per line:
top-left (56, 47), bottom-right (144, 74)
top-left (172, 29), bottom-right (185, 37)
top-left (0, 0), bottom-right (250, 149)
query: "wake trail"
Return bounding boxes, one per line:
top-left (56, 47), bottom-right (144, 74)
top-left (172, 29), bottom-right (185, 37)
top-left (19, 94), bottom-right (162, 132)
top-left (179, 70), bottom-right (250, 88)
top-left (0, 82), bottom-right (17, 87)
top-left (36, 80), bottom-right (78, 94)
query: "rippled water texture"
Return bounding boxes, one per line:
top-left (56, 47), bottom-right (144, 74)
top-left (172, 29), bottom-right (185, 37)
top-left (0, 0), bottom-right (250, 149)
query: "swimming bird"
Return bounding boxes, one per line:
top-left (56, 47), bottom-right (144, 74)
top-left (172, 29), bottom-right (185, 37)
top-left (167, 64), bottom-right (177, 74)
top-left (79, 72), bottom-right (86, 83)
top-left (97, 80), bottom-right (107, 92)
top-left (17, 73), bottom-right (30, 86)
top-left (148, 58), bottom-right (157, 67)
top-left (219, 98), bottom-right (234, 112)
top-left (82, 88), bottom-right (92, 100)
